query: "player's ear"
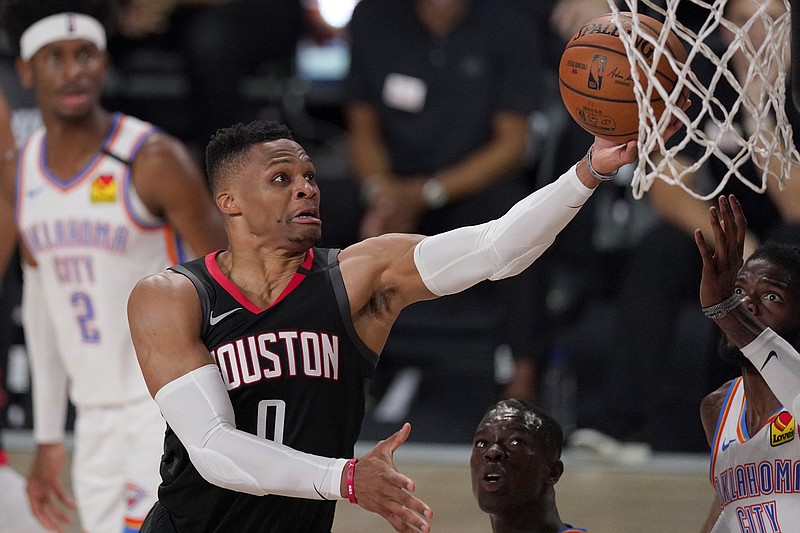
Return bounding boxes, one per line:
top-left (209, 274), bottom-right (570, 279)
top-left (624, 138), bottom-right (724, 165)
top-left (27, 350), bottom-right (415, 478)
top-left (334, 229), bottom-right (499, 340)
top-left (216, 191), bottom-right (241, 216)
top-left (547, 459), bottom-right (564, 486)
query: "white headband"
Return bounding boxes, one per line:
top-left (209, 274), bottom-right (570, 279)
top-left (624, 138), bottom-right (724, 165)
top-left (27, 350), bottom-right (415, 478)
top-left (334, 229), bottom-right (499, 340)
top-left (20, 13), bottom-right (106, 61)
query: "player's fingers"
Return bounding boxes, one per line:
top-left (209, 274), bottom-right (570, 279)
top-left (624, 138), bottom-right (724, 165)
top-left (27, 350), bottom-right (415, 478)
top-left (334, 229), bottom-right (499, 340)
top-left (53, 484), bottom-right (76, 509)
top-left (373, 464), bottom-right (417, 495)
top-left (717, 196), bottom-right (740, 259)
top-left (30, 499), bottom-right (65, 532)
top-left (707, 205), bottom-right (727, 258)
top-left (694, 228), bottom-right (712, 262)
top-left (380, 497), bottom-right (432, 533)
top-left (729, 194), bottom-right (748, 252)
top-left (42, 502), bottom-right (71, 532)
top-left (382, 422), bottom-right (412, 455)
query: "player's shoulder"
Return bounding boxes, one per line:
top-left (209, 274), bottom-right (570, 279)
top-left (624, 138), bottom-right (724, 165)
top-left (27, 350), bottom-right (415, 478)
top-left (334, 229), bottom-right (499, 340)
top-left (700, 379), bottom-right (736, 438)
top-left (134, 128), bottom-right (191, 163)
top-left (130, 268), bottom-right (197, 303)
top-left (340, 232), bottom-right (425, 265)
top-left (702, 380), bottom-right (735, 412)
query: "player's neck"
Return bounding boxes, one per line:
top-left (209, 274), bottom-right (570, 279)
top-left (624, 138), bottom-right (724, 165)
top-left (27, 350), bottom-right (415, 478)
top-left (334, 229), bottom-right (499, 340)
top-left (216, 246), bottom-right (310, 309)
top-left (42, 106), bottom-right (110, 138)
top-left (42, 108), bottom-right (114, 181)
top-left (742, 366), bottom-right (783, 433)
top-left (489, 495), bottom-right (564, 533)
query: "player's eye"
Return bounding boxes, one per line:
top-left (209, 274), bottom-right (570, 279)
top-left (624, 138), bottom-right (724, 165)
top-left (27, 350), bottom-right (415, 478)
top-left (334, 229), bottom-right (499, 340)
top-left (764, 292), bottom-right (783, 303)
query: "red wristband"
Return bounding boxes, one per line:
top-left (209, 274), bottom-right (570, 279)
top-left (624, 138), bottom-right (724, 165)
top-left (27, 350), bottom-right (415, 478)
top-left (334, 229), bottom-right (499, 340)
top-left (346, 458), bottom-right (358, 504)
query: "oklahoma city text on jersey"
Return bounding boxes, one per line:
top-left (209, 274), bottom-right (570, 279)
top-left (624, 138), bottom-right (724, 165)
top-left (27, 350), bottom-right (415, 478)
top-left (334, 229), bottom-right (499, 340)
top-left (712, 409), bottom-right (798, 533)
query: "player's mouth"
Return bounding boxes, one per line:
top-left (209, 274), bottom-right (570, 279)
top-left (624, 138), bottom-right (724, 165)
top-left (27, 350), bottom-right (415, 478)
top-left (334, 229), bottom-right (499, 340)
top-left (59, 87), bottom-right (91, 108)
top-left (292, 208), bottom-right (321, 224)
top-left (480, 470), bottom-right (505, 492)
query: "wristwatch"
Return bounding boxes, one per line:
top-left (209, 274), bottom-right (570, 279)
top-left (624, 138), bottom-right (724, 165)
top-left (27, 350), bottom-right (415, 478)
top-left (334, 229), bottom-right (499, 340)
top-left (421, 177), bottom-right (448, 209)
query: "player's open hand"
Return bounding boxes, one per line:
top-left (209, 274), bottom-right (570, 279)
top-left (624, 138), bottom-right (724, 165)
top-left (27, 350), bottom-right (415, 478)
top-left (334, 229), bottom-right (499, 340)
top-left (26, 443), bottom-right (76, 532)
top-left (695, 194), bottom-right (748, 308)
top-left (353, 423), bottom-right (433, 532)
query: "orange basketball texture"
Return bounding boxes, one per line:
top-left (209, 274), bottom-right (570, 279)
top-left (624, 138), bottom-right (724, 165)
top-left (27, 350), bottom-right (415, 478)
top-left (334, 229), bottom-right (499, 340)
top-left (559, 13), bottom-right (688, 142)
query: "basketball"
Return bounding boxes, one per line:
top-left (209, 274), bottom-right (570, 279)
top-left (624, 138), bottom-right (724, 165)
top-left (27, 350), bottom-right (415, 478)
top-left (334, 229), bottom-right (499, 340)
top-left (558, 13), bottom-right (688, 143)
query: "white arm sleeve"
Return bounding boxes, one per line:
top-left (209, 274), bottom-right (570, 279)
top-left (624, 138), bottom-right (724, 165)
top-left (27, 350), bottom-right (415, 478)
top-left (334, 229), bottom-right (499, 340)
top-left (155, 364), bottom-right (348, 499)
top-left (414, 164), bottom-right (594, 296)
top-left (741, 328), bottom-right (800, 416)
top-left (22, 264), bottom-right (69, 444)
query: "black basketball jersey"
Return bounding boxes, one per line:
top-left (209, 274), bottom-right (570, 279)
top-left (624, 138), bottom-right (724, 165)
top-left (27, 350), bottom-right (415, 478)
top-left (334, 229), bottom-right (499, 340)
top-left (157, 248), bottom-right (378, 532)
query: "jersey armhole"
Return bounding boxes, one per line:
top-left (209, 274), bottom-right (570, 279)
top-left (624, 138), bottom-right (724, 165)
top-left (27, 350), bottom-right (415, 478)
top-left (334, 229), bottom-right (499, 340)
top-left (169, 264), bottom-right (213, 340)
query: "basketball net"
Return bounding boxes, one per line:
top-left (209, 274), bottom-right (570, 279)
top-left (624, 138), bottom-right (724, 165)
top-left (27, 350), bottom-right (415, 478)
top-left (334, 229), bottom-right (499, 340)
top-left (609, 0), bottom-right (800, 199)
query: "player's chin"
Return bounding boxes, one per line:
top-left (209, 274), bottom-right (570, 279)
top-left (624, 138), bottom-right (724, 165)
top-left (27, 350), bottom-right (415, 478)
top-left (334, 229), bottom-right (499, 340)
top-left (475, 492), bottom-right (509, 515)
top-left (288, 229), bottom-right (322, 248)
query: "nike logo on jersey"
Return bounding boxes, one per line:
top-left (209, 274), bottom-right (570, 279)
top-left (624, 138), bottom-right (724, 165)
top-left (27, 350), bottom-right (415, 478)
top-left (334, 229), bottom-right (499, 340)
top-left (760, 350), bottom-right (778, 371)
top-left (209, 307), bottom-right (242, 325)
top-left (721, 438), bottom-right (736, 452)
top-left (27, 185), bottom-right (46, 198)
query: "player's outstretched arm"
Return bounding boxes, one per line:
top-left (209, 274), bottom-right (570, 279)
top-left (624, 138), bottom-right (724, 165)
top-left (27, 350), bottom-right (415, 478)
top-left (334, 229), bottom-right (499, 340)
top-left (349, 423), bottom-right (433, 533)
top-left (128, 273), bottom-right (430, 530)
top-left (341, 138), bottom-right (640, 353)
top-left (696, 195), bottom-right (800, 415)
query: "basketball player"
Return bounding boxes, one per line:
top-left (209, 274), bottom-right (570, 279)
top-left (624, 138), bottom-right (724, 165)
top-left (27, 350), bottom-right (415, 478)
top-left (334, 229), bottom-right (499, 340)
top-left (696, 195), bottom-right (800, 531)
top-left (0, 2), bottom-right (227, 532)
top-left (126, 114), bottom-right (690, 532)
top-left (471, 399), bottom-right (588, 533)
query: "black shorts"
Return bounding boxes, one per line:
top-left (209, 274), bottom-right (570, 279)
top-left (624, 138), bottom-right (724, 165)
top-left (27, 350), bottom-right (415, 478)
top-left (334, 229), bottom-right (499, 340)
top-left (139, 501), bottom-right (179, 533)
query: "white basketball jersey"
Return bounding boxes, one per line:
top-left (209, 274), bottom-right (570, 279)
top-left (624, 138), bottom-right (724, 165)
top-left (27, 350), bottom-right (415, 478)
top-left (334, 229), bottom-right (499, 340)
top-left (15, 113), bottom-right (188, 407)
top-left (710, 377), bottom-right (800, 533)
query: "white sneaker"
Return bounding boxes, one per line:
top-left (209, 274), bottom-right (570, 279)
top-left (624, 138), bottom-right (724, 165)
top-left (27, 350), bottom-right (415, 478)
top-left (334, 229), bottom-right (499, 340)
top-left (567, 428), bottom-right (652, 464)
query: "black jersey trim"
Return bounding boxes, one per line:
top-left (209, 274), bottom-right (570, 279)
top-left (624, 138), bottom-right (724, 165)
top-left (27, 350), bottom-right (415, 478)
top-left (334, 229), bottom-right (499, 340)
top-left (169, 263), bottom-right (213, 339)
top-left (325, 248), bottom-right (379, 369)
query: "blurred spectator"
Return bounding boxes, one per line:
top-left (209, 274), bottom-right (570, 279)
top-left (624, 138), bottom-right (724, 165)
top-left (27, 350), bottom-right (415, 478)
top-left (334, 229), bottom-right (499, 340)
top-left (110, 0), bottom-right (306, 152)
top-left (344, 0), bottom-right (544, 420)
top-left (507, 0), bottom-right (642, 439)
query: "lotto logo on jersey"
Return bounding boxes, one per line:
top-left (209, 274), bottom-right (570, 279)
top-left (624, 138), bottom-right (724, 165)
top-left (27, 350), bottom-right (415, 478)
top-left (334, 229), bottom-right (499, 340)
top-left (90, 175), bottom-right (116, 203)
top-left (770, 411), bottom-right (795, 447)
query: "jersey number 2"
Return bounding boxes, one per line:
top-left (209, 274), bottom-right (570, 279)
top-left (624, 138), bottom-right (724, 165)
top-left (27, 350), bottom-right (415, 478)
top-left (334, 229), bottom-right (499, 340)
top-left (71, 292), bottom-right (100, 343)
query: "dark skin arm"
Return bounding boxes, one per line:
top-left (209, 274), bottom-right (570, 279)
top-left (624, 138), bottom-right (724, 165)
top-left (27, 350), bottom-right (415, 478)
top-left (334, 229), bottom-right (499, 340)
top-left (339, 137), bottom-right (641, 354)
top-left (695, 194), bottom-right (766, 347)
top-left (698, 383), bottom-right (729, 533)
top-left (346, 103), bottom-right (530, 238)
top-left (131, 131), bottom-right (227, 255)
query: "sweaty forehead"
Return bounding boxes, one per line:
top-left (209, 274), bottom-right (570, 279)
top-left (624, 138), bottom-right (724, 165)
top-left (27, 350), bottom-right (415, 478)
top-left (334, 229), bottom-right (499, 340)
top-left (479, 406), bottom-right (541, 434)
